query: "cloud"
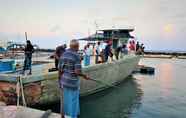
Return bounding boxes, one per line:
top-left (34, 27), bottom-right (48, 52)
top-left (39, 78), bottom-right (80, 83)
top-left (49, 25), bottom-right (61, 33)
top-left (0, 0), bottom-right (186, 50)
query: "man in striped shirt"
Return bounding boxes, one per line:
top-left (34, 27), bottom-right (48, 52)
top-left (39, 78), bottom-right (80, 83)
top-left (58, 39), bottom-right (90, 118)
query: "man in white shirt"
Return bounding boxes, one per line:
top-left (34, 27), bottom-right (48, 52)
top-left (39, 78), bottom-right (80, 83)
top-left (95, 42), bottom-right (101, 64)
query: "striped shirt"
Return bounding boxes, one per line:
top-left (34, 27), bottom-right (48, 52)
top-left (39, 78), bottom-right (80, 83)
top-left (59, 49), bottom-right (82, 89)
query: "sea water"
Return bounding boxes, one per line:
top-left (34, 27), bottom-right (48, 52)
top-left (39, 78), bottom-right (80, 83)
top-left (80, 58), bottom-right (186, 118)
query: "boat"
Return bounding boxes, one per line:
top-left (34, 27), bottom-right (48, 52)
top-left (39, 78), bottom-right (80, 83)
top-left (133, 65), bottom-right (155, 75)
top-left (0, 28), bottom-right (141, 106)
top-left (0, 59), bottom-right (16, 73)
top-left (0, 55), bottom-right (140, 106)
top-left (0, 40), bottom-right (40, 60)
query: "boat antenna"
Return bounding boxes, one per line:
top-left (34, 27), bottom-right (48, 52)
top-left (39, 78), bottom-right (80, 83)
top-left (94, 21), bottom-right (99, 42)
top-left (94, 21), bottom-right (99, 34)
top-left (88, 28), bottom-right (90, 43)
top-left (25, 32), bottom-right (28, 41)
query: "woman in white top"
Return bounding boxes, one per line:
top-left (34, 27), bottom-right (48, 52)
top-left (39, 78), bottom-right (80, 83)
top-left (83, 44), bottom-right (92, 66)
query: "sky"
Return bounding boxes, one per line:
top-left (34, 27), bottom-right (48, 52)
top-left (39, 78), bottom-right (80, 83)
top-left (0, 0), bottom-right (186, 51)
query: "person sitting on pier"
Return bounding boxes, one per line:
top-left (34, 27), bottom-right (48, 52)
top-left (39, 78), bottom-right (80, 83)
top-left (58, 39), bottom-right (90, 118)
top-left (55, 44), bottom-right (67, 69)
top-left (22, 40), bottom-right (34, 75)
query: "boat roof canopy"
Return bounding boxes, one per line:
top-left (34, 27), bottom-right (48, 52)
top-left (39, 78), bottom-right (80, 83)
top-left (99, 28), bottom-right (134, 32)
top-left (79, 28), bottom-right (135, 41)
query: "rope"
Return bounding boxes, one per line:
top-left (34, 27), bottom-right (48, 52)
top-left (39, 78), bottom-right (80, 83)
top-left (16, 78), bottom-right (20, 106)
top-left (16, 76), bottom-right (27, 107)
top-left (19, 76), bottom-right (27, 107)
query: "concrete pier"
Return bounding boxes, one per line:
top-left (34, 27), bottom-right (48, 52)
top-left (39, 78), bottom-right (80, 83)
top-left (0, 105), bottom-right (60, 118)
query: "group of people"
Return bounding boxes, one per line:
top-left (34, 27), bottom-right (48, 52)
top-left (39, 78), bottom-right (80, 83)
top-left (22, 39), bottom-right (145, 118)
top-left (135, 41), bottom-right (145, 55)
top-left (128, 40), bottom-right (145, 54)
top-left (56, 39), bottom-right (145, 118)
top-left (115, 44), bottom-right (128, 60)
top-left (23, 39), bottom-right (145, 74)
top-left (83, 41), bottom-right (114, 66)
top-left (82, 40), bottom-right (145, 66)
top-left (95, 41), bottom-right (113, 63)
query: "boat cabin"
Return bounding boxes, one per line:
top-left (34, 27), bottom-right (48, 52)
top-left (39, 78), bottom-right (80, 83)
top-left (78, 28), bottom-right (135, 49)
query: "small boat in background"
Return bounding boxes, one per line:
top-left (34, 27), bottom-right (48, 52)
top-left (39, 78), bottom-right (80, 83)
top-left (0, 40), bottom-right (40, 59)
top-left (0, 59), bottom-right (16, 73)
top-left (133, 65), bottom-right (155, 75)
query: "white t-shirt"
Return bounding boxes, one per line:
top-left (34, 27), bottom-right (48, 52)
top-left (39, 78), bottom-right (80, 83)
top-left (85, 47), bottom-right (92, 56)
top-left (101, 43), bottom-right (107, 51)
top-left (96, 45), bottom-right (101, 54)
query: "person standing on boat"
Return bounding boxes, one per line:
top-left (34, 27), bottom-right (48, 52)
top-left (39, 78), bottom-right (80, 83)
top-left (83, 44), bottom-right (91, 66)
top-left (120, 44), bottom-right (128, 58)
top-left (141, 43), bottom-right (145, 52)
top-left (55, 44), bottom-right (67, 69)
top-left (100, 42), bottom-right (106, 62)
top-left (136, 41), bottom-right (140, 52)
top-left (115, 45), bottom-right (122, 60)
top-left (128, 40), bottom-right (136, 55)
top-left (95, 42), bottom-right (101, 64)
top-left (83, 45), bottom-right (88, 66)
top-left (23, 40), bottom-right (34, 75)
top-left (58, 39), bottom-right (90, 118)
top-left (104, 41), bottom-right (113, 62)
top-left (129, 40), bottom-right (136, 51)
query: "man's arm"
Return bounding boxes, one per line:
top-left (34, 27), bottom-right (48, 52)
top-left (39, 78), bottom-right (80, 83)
top-left (58, 56), bottom-right (64, 80)
top-left (75, 70), bottom-right (89, 80)
top-left (55, 47), bottom-right (60, 59)
top-left (32, 45), bottom-right (35, 53)
top-left (74, 56), bottom-right (90, 80)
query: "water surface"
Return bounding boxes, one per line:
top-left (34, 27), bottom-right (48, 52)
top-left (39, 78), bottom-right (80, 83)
top-left (80, 58), bottom-right (186, 118)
